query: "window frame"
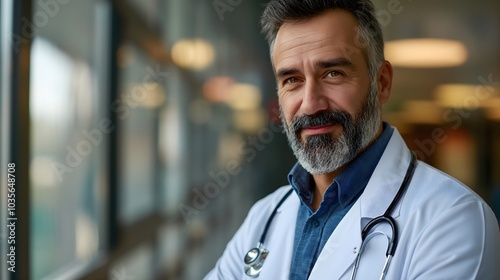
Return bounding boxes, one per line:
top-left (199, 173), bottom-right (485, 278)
top-left (0, 0), bottom-right (13, 277)
top-left (7, 1), bottom-right (32, 280)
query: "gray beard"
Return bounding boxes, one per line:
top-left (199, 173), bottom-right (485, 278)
top-left (281, 86), bottom-right (381, 175)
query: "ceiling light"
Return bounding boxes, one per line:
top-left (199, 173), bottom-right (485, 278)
top-left (402, 100), bottom-right (443, 124)
top-left (171, 39), bottom-right (215, 70)
top-left (232, 109), bottom-right (267, 133)
top-left (435, 84), bottom-right (499, 108)
top-left (225, 83), bottom-right (262, 111)
top-left (385, 39), bottom-right (468, 68)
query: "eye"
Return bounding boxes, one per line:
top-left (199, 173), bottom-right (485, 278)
top-left (285, 77), bottom-right (299, 84)
top-left (326, 71), bottom-right (342, 78)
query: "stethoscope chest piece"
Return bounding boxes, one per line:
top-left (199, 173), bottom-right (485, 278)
top-left (244, 243), bottom-right (269, 277)
top-left (243, 189), bottom-right (293, 277)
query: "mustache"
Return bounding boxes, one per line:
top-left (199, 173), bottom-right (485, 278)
top-left (288, 111), bottom-right (352, 136)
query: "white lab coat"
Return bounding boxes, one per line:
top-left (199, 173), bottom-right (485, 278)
top-left (205, 129), bottom-right (500, 279)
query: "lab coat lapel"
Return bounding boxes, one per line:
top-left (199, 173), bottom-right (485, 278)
top-left (308, 128), bottom-right (412, 279)
top-left (360, 129), bottom-right (412, 221)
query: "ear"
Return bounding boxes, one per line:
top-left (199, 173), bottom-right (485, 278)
top-left (377, 60), bottom-right (393, 105)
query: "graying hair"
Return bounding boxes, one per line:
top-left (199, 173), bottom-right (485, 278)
top-left (261, 0), bottom-right (384, 80)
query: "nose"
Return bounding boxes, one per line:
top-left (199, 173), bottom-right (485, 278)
top-left (301, 80), bottom-right (328, 115)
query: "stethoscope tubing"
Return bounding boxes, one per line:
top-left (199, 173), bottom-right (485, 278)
top-left (258, 188), bottom-right (294, 245)
top-left (245, 152), bottom-right (418, 279)
top-left (351, 152), bottom-right (417, 280)
top-left (361, 152), bottom-right (417, 256)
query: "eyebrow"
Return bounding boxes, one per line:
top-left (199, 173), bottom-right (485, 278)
top-left (275, 68), bottom-right (300, 79)
top-left (316, 58), bottom-right (355, 69)
top-left (275, 58), bottom-right (355, 79)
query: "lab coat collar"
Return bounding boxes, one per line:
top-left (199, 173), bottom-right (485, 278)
top-left (309, 128), bottom-right (413, 279)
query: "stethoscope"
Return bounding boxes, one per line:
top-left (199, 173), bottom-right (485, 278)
top-left (243, 152), bottom-right (417, 279)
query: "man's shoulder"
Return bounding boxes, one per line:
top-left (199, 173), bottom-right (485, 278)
top-left (414, 160), bottom-right (482, 200)
top-left (405, 160), bottom-right (494, 217)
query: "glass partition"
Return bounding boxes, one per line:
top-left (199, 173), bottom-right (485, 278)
top-left (117, 42), bottom-right (164, 225)
top-left (29, 0), bottom-right (110, 278)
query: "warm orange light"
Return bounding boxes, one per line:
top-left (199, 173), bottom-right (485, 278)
top-left (202, 76), bottom-right (235, 102)
top-left (385, 39), bottom-right (468, 68)
top-left (171, 39), bottom-right (215, 70)
top-left (402, 100), bottom-right (443, 124)
top-left (485, 98), bottom-right (500, 121)
top-left (226, 83), bottom-right (262, 111)
top-left (232, 109), bottom-right (267, 133)
top-left (435, 83), bottom-right (499, 109)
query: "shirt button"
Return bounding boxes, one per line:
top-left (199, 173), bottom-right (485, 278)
top-left (311, 219), bottom-right (320, 227)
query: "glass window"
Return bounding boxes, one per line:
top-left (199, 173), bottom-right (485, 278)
top-left (29, 0), bottom-right (110, 278)
top-left (110, 244), bottom-right (154, 280)
top-left (118, 43), bottom-right (166, 225)
top-left (158, 224), bottom-right (185, 278)
top-left (125, 0), bottom-right (161, 26)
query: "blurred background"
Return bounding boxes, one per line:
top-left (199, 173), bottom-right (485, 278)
top-left (0, 0), bottom-right (499, 279)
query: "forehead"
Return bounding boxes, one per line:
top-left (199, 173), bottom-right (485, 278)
top-left (272, 9), bottom-right (364, 67)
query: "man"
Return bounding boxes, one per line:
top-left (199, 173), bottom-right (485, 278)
top-left (205, 0), bottom-right (500, 279)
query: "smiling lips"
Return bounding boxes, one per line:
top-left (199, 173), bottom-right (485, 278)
top-left (301, 123), bottom-right (339, 137)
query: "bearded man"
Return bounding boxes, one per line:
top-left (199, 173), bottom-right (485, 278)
top-left (205, 0), bottom-right (500, 279)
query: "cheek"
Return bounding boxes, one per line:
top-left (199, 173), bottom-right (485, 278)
top-left (278, 96), bottom-right (298, 125)
top-left (326, 85), bottom-right (368, 118)
top-left (344, 97), bottom-right (364, 118)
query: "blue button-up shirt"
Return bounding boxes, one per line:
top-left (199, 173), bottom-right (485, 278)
top-left (288, 122), bottom-right (393, 279)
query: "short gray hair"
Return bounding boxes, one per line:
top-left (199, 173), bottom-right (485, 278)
top-left (261, 0), bottom-right (384, 79)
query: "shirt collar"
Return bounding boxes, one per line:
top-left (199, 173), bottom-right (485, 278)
top-left (288, 122), bottom-right (394, 209)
